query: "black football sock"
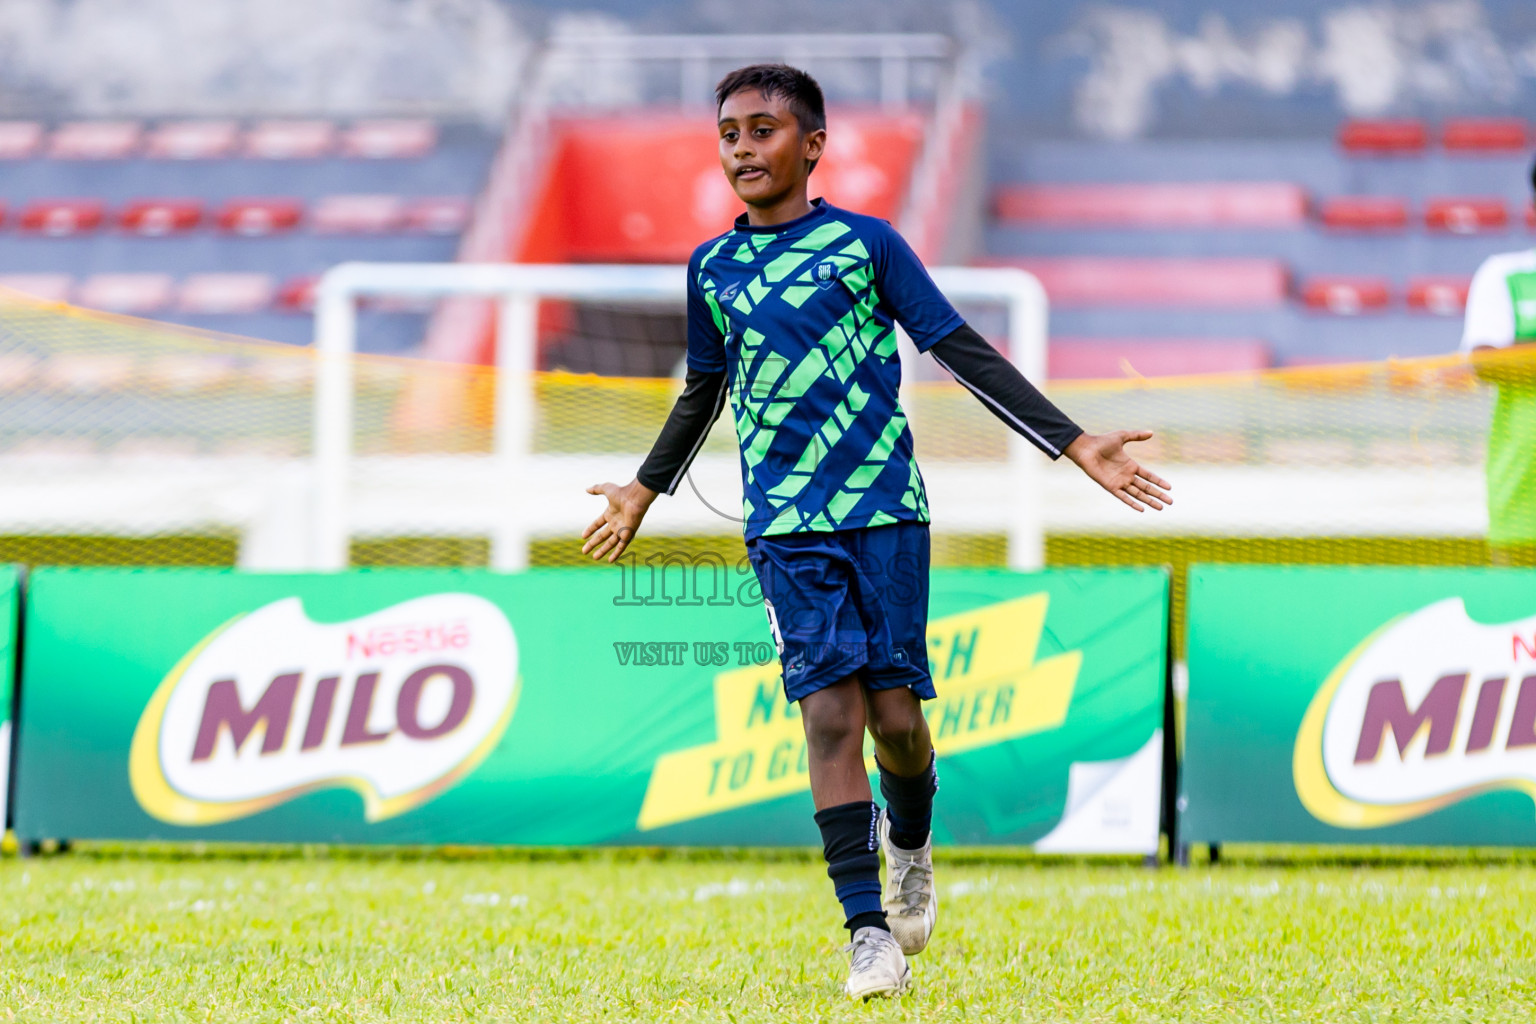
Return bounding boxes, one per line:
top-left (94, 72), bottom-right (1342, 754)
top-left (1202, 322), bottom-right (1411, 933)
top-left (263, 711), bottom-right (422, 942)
top-left (877, 751), bottom-right (938, 851)
top-left (814, 800), bottom-right (889, 935)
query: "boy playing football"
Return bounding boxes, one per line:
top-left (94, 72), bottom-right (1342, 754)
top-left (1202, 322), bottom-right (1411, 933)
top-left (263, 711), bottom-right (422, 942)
top-left (583, 64), bottom-right (1171, 999)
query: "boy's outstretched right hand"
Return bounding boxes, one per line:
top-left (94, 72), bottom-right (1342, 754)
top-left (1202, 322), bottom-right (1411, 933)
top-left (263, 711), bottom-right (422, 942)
top-left (582, 479), bottom-right (659, 563)
top-left (1064, 431), bottom-right (1172, 512)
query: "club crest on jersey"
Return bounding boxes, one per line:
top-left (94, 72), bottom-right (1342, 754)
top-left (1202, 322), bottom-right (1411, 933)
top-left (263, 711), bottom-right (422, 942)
top-left (717, 282), bottom-right (741, 302)
top-left (813, 260), bottom-right (840, 290)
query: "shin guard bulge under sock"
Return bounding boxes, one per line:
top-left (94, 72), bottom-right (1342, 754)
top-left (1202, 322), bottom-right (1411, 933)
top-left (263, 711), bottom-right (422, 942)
top-left (877, 750), bottom-right (938, 850)
top-left (813, 800), bottom-right (888, 934)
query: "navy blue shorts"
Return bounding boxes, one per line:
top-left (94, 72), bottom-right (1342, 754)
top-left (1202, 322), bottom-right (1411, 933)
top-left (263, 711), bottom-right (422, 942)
top-left (745, 521), bottom-right (935, 704)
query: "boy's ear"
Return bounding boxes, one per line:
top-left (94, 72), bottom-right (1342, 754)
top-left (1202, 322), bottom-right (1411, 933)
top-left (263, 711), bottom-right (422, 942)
top-left (803, 127), bottom-right (826, 169)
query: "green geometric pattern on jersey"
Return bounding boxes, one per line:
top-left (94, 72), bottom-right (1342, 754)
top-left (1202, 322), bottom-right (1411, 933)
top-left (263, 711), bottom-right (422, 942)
top-left (1490, 270), bottom-right (1536, 544)
top-left (695, 214), bottom-right (929, 536)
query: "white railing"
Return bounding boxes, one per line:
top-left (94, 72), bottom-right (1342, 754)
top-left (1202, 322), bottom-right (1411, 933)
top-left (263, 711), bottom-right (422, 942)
top-left (539, 32), bottom-right (953, 110)
top-left (315, 262), bottom-right (1049, 573)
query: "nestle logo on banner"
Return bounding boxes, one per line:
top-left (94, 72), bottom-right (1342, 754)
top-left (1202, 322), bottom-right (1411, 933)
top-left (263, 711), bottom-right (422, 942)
top-left (347, 621), bottom-right (470, 659)
top-left (129, 594), bottom-right (518, 825)
top-left (1295, 597), bottom-right (1536, 828)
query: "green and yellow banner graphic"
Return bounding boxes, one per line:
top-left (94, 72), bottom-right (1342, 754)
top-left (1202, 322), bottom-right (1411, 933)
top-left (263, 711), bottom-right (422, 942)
top-left (1185, 565), bottom-right (1536, 846)
top-left (13, 567), bottom-right (1165, 850)
top-left (638, 593), bottom-right (1082, 830)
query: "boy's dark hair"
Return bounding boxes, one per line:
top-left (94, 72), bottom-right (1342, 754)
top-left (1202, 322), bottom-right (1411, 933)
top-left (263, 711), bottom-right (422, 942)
top-left (1530, 154), bottom-right (1536, 194)
top-left (715, 63), bottom-right (827, 136)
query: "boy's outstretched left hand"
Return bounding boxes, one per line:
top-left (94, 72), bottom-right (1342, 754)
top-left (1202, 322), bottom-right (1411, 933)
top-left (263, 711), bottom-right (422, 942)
top-left (1064, 431), bottom-right (1172, 512)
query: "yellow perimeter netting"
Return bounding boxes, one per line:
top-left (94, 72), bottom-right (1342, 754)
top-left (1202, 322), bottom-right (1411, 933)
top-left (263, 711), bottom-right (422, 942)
top-left (2, 288), bottom-right (1533, 652)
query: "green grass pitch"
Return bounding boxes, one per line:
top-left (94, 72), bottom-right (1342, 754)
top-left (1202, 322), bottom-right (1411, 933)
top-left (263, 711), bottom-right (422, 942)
top-left (3, 845), bottom-right (1534, 1022)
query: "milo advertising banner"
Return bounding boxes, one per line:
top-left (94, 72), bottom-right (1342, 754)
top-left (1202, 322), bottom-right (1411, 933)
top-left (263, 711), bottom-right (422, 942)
top-left (1184, 565), bottom-right (1536, 845)
top-left (13, 567), bottom-right (1166, 850)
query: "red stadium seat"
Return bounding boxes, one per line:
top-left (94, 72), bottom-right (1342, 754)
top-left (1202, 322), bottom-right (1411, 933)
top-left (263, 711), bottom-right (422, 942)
top-left (144, 121), bottom-right (240, 159)
top-left (1424, 197), bottom-right (1508, 234)
top-left (1441, 118), bottom-right (1528, 152)
top-left (1002, 258), bottom-right (1288, 307)
top-left (276, 275), bottom-right (318, 312)
top-left (0, 199), bottom-right (5, 227)
top-left (341, 120), bottom-right (437, 159)
top-left (118, 199), bottom-right (204, 236)
top-left (19, 200), bottom-right (105, 236)
top-left (1337, 119), bottom-right (1428, 154)
top-left (177, 274), bottom-right (275, 314)
top-left (0, 121), bottom-right (44, 159)
top-left (217, 198), bottom-right (303, 236)
top-left (1318, 196), bottom-right (1409, 231)
top-left (0, 274), bottom-right (72, 302)
top-left (76, 274), bottom-right (174, 313)
top-left (992, 183), bottom-right (1307, 228)
top-left (48, 121), bottom-right (142, 159)
top-left (1301, 276), bottom-right (1392, 314)
top-left (1406, 277), bottom-right (1471, 315)
top-left (310, 194), bottom-right (405, 233)
top-left (1048, 338), bottom-right (1272, 379)
top-left (405, 196), bottom-right (471, 235)
top-left (1525, 202), bottom-right (1535, 231)
top-left (244, 121), bottom-right (335, 159)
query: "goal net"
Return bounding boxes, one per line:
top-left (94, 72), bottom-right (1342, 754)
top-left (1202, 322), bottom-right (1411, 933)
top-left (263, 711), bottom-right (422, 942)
top-left (310, 262), bottom-right (1049, 573)
top-left (0, 268), bottom-right (1533, 648)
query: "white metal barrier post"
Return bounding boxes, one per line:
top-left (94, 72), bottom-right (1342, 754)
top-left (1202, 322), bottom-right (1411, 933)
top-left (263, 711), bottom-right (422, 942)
top-left (492, 293), bottom-right (539, 571)
top-left (312, 285), bottom-right (357, 571)
top-left (313, 263), bottom-right (1046, 573)
top-left (930, 267), bottom-right (1049, 571)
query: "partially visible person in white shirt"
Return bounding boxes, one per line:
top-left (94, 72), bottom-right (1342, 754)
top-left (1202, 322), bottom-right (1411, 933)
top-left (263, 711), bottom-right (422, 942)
top-left (1461, 162), bottom-right (1536, 566)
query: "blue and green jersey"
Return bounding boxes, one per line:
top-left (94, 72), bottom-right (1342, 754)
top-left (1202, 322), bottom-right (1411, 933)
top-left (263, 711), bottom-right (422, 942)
top-left (686, 199), bottom-right (964, 540)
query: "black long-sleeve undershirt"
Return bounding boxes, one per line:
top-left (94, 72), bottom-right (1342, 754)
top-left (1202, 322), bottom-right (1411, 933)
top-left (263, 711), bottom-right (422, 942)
top-left (636, 367), bottom-right (728, 494)
top-left (635, 322), bottom-right (1083, 496)
top-left (927, 322), bottom-right (1083, 459)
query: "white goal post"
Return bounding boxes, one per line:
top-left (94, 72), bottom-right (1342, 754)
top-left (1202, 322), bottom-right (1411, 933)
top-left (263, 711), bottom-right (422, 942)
top-left (311, 262), bottom-right (1049, 573)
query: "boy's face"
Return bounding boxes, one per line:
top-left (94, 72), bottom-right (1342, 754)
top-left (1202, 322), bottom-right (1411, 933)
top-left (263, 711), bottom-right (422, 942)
top-left (717, 88), bottom-right (825, 209)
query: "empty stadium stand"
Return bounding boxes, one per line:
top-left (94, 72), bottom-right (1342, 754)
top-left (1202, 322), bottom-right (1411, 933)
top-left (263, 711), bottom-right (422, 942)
top-left (1048, 338), bottom-right (1271, 379)
top-left (1, 22), bottom-right (1531, 379)
top-left (992, 183), bottom-right (1306, 229)
top-left (999, 257), bottom-right (1288, 308)
top-left (1424, 197), bottom-right (1509, 233)
top-left (987, 127), bottom-right (1536, 367)
top-left (1337, 119), bottom-right (1429, 155)
top-left (1407, 277), bottom-right (1472, 316)
top-left (0, 119), bottom-right (499, 352)
top-left (1318, 197), bottom-right (1408, 232)
top-left (1440, 118), bottom-right (1529, 153)
top-left (1300, 276), bottom-right (1393, 315)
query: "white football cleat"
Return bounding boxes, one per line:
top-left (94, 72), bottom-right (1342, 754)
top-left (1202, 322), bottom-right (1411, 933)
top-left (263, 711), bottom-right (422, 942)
top-left (879, 810), bottom-right (937, 955)
top-left (843, 926), bottom-right (910, 1000)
